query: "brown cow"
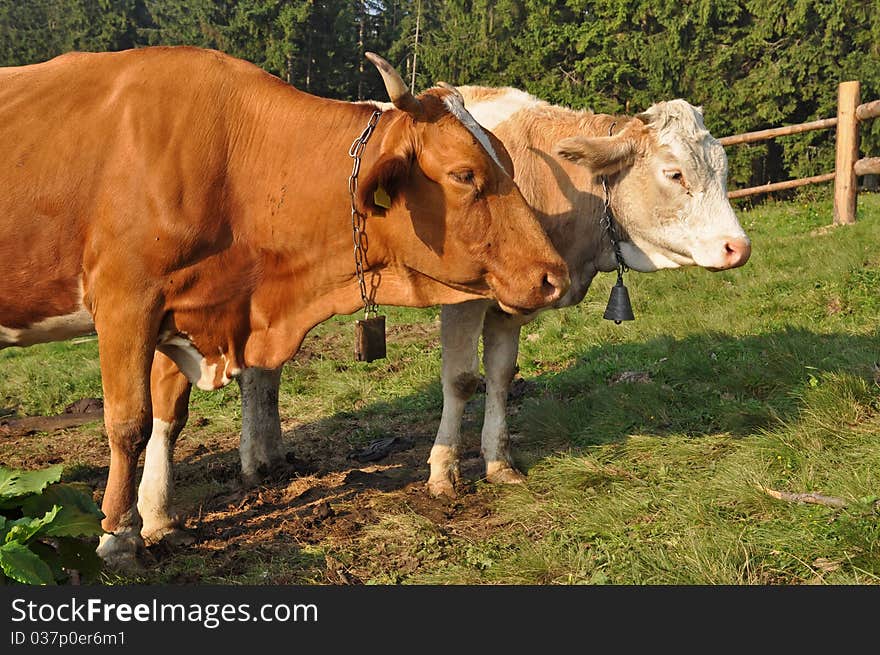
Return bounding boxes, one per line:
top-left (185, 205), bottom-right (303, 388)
top-left (207, 85), bottom-right (751, 499)
top-left (0, 48), bottom-right (568, 567)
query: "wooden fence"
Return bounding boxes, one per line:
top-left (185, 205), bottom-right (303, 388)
top-left (720, 81), bottom-right (880, 224)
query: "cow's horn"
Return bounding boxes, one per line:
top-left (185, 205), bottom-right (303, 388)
top-left (365, 52), bottom-right (423, 118)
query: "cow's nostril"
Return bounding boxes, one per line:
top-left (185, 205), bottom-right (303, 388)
top-left (723, 238), bottom-right (751, 268)
top-left (541, 269), bottom-right (570, 301)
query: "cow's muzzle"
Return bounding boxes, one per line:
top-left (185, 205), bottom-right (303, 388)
top-left (493, 262), bottom-right (570, 314)
top-left (712, 237), bottom-right (751, 270)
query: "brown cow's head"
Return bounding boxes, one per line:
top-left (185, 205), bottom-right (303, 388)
top-left (359, 54), bottom-right (568, 313)
top-left (555, 100), bottom-right (750, 272)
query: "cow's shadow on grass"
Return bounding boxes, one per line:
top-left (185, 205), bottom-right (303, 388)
top-left (270, 325), bottom-right (879, 464)
top-left (101, 325), bottom-right (880, 582)
top-left (510, 325), bottom-right (879, 448)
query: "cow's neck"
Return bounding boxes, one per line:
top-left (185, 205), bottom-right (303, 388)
top-left (229, 93), bottom-right (478, 368)
top-left (571, 112), bottom-right (634, 276)
top-left (224, 95), bottom-right (378, 366)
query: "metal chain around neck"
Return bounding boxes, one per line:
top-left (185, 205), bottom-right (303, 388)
top-left (348, 109), bottom-right (383, 319)
top-left (599, 121), bottom-right (628, 278)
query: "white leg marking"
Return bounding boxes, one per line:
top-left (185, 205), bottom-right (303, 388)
top-left (427, 444), bottom-right (459, 497)
top-left (137, 418), bottom-right (178, 538)
top-left (428, 301), bottom-right (490, 496)
top-left (481, 309), bottom-right (527, 485)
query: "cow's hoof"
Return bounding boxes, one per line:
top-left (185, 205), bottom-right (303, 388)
top-left (96, 533), bottom-right (145, 572)
top-left (426, 478), bottom-right (457, 498)
top-left (241, 471), bottom-right (263, 488)
top-left (486, 464), bottom-right (527, 485)
top-left (427, 445), bottom-right (460, 498)
top-left (143, 525), bottom-right (196, 547)
top-left (241, 460), bottom-right (284, 487)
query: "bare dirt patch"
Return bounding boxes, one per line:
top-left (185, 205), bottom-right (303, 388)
top-left (140, 419), bottom-right (498, 584)
top-left (0, 390), bottom-right (500, 584)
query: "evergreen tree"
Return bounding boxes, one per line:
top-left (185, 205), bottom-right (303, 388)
top-left (0, 0), bottom-right (141, 65)
top-left (1, 0), bottom-right (877, 191)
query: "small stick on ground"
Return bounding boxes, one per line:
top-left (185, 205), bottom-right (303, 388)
top-left (756, 484), bottom-right (848, 508)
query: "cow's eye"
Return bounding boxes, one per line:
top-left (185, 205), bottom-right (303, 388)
top-left (663, 169), bottom-right (686, 186)
top-left (450, 170), bottom-right (475, 185)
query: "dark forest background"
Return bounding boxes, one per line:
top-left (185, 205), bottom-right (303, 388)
top-left (2, 0), bottom-right (878, 191)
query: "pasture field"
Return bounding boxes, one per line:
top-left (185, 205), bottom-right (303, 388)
top-left (1, 192), bottom-right (879, 585)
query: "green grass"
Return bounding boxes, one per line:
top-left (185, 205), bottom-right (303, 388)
top-left (1, 190), bottom-right (879, 584)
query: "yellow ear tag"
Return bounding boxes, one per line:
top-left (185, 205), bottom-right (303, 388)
top-left (373, 185), bottom-right (392, 210)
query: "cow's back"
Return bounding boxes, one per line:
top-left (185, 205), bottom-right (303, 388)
top-left (0, 48), bottom-right (262, 335)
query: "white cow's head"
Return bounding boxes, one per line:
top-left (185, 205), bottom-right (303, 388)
top-left (555, 100), bottom-right (750, 272)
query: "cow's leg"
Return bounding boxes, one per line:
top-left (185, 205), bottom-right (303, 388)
top-left (481, 307), bottom-right (525, 484)
top-left (238, 366), bottom-right (284, 486)
top-left (427, 300), bottom-right (490, 497)
top-left (138, 351), bottom-right (193, 546)
top-left (94, 303), bottom-right (160, 569)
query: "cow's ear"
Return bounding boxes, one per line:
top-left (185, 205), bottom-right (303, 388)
top-left (357, 154), bottom-right (410, 215)
top-left (487, 130), bottom-right (515, 177)
top-left (553, 134), bottom-right (637, 176)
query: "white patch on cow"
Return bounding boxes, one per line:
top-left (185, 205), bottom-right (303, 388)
top-left (199, 360), bottom-right (218, 389)
top-left (137, 418), bottom-right (175, 535)
top-left (464, 87), bottom-right (543, 130)
top-left (618, 241), bottom-right (690, 271)
top-left (427, 443), bottom-right (458, 472)
top-left (356, 99), bottom-right (395, 111)
top-left (0, 281), bottom-right (94, 348)
top-left (157, 331), bottom-right (223, 391)
top-left (442, 95), bottom-right (504, 169)
top-left (0, 309), bottom-right (94, 348)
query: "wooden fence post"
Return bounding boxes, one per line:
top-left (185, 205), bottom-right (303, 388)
top-left (833, 80), bottom-right (860, 225)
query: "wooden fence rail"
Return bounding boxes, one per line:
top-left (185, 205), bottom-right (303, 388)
top-left (718, 117), bottom-right (839, 147)
top-left (722, 80), bottom-right (880, 224)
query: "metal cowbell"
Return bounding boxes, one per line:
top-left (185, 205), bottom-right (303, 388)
top-left (355, 315), bottom-right (387, 362)
top-left (603, 275), bottom-right (635, 324)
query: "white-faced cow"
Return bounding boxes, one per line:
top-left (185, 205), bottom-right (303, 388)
top-left (0, 49), bottom-right (569, 567)
top-left (426, 86), bottom-right (750, 495)
top-left (211, 85), bottom-right (751, 500)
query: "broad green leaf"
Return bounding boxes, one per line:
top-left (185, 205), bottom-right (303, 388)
top-left (28, 542), bottom-right (65, 583)
top-left (0, 466), bottom-right (63, 505)
top-left (4, 506), bottom-right (61, 544)
top-left (0, 542), bottom-right (56, 585)
top-left (56, 537), bottom-right (102, 581)
top-left (21, 484), bottom-right (103, 538)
